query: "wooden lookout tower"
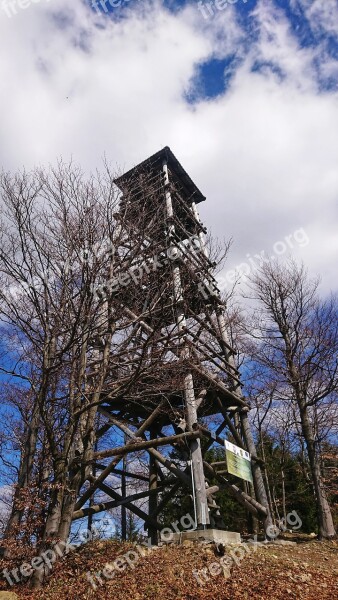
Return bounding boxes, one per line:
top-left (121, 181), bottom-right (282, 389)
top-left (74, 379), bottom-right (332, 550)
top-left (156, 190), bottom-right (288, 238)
top-left (73, 147), bottom-right (271, 541)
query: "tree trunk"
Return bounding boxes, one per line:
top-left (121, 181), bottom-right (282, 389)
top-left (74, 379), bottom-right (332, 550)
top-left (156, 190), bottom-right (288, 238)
top-left (31, 461), bottom-right (66, 589)
top-left (241, 410), bottom-right (274, 537)
top-left (300, 406), bottom-right (336, 539)
top-left (258, 426), bottom-right (276, 524)
top-left (281, 468), bottom-right (287, 525)
top-left (4, 398), bottom-right (40, 548)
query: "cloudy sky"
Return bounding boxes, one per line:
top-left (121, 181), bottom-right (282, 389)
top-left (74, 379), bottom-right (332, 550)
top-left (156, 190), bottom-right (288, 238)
top-left (0, 0), bottom-right (337, 294)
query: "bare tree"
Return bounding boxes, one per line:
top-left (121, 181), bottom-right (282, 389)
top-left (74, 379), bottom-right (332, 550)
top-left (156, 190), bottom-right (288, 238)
top-left (248, 259), bottom-right (337, 539)
top-left (0, 161), bottom-right (189, 586)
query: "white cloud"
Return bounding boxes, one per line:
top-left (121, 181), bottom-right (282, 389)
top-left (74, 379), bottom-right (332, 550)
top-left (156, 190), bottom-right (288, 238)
top-left (291, 0), bottom-right (338, 37)
top-left (0, 0), bottom-right (337, 295)
top-left (250, 0), bottom-right (318, 90)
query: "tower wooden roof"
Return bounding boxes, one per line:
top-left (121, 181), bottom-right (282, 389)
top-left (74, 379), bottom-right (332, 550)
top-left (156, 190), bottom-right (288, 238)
top-left (114, 146), bottom-right (206, 205)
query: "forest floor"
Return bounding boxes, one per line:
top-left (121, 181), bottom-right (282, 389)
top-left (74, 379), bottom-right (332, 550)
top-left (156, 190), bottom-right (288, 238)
top-left (0, 535), bottom-right (337, 600)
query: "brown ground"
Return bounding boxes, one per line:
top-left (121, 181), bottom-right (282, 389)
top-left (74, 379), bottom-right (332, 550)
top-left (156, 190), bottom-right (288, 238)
top-left (0, 537), bottom-right (337, 599)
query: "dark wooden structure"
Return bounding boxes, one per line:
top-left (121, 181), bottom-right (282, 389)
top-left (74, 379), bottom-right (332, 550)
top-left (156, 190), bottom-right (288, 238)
top-left (73, 147), bottom-right (271, 539)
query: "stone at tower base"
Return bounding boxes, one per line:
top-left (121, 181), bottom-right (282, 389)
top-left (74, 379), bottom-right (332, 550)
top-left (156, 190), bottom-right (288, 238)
top-left (162, 529), bottom-right (241, 545)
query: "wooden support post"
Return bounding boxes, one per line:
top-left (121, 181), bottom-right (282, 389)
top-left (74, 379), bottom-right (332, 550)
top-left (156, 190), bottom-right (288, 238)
top-left (163, 155), bottom-right (210, 529)
top-left (184, 373), bottom-right (210, 528)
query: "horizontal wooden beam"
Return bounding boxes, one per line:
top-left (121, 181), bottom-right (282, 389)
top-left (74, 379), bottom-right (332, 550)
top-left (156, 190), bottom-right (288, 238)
top-left (108, 468), bottom-right (149, 482)
top-left (93, 430), bottom-right (200, 461)
top-left (73, 486), bottom-right (160, 522)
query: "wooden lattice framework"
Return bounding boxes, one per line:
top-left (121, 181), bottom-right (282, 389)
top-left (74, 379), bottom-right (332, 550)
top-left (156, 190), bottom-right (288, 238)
top-left (73, 147), bottom-right (271, 540)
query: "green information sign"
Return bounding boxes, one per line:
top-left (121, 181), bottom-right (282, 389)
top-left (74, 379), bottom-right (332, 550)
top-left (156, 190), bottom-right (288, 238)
top-left (225, 440), bottom-right (253, 484)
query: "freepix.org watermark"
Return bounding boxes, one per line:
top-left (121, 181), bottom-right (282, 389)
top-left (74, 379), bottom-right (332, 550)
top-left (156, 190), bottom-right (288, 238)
top-left (193, 510), bottom-right (302, 586)
top-left (90, 0), bottom-right (140, 14)
top-left (86, 512), bottom-right (196, 590)
top-left (0, 0), bottom-right (139, 18)
top-left (93, 234), bottom-right (202, 298)
top-left (1, 0), bottom-right (51, 18)
top-left (2, 537), bottom-right (77, 586)
top-left (1, 514), bottom-right (114, 587)
top-left (215, 228), bottom-right (310, 292)
top-left (197, 0), bottom-right (249, 21)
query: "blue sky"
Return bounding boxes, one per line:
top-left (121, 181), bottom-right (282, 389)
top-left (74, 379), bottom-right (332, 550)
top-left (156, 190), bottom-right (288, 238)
top-left (86, 0), bottom-right (338, 97)
top-left (190, 0), bottom-right (338, 98)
